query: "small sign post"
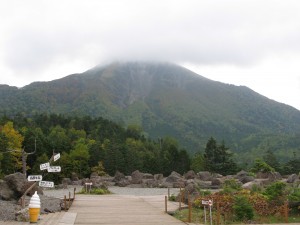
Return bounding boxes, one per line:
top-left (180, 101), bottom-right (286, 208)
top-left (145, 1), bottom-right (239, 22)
top-left (27, 175), bottom-right (43, 182)
top-left (47, 166), bottom-right (61, 172)
top-left (39, 181), bottom-right (54, 188)
top-left (53, 153), bottom-right (60, 161)
top-left (202, 199), bottom-right (213, 225)
top-left (85, 182), bottom-right (93, 193)
top-left (40, 162), bottom-right (50, 171)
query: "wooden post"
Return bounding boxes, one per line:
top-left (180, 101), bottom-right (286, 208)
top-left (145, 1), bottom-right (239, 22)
top-left (74, 188), bottom-right (76, 200)
top-left (284, 201), bottom-right (288, 223)
top-left (188, 193), bottom-right (192, 223)
top-left (68, 192), bottom-right (71, 209)
top-left (165, 196), bottom-right (168, 213)
top-left (64, 195), bottom-right (67, 211)
top-left (179, 191), bottom-right (181, 210)
top-left (216, 200), bottom-right (220, 225)
top-left (168, 188), bottom-right (170, 199)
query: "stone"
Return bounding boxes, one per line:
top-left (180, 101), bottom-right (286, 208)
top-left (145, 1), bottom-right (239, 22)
top-left (71, 172), bottom-right (79, 181)
top-left (22, 182), bottom-right (43, 196)
top-left (131, 170), bottom-right (144, 184)
top-left (15, 207), bottom-right (29, 222)
top-left (287, 174), bottom-right (298, 183)
top-left (154, 174), bottom-right (164, 181)
top-left (166, 171), bottom-right (182, 183)
top-left (211, 178), bottom-right (222, 186)
top-left (142, 173), bottom-right (154, 179)
top-left (113, 171), bottom-right (125, 182)
top-left (4, 172), bottom-right (27, 198)
top-left (197, 171), bottom-right (212, 181)
top-left (62, 178), bottom-right (72, 185)
top-left (183, 170), bottom-right (196, 180)
top-left (0, 180), bottom-right (14, 200)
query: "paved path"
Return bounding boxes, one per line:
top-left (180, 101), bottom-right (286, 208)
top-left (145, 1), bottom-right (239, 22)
top-left (65, 194), bottom-right (185, 225)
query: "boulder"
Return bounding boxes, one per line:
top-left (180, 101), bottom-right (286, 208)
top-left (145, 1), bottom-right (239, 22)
top-left (131, 170), bottom-right (144, 184)
top-left (71, 172), bottom-right (79, 181)
top-left (113, 171), bottom-right (125, 182)
top-left (256, 172), bottom-right (281, 181)
top-left (143, 173), bottom-right (154, 179)
top-left (211, 178), bottom-right (222, 186)
top-left (62, 178), bottom-right (72, 187)
top-left (242, 180), bottom-right (263, 190)
top-left (166, 171), bottom-right (182, 183)
top-left (287, 174), bottom-right (298, 183)
top-left (4, 172), bottom-right (27, 197)
top-left (0, 180), bottom-right (14, 200)
top-left (154, 174), bottom-right (164, 181)
top-left (90, 172), bottom-right (98, 180)
top-left (21, 182), bottom-right (43, 196)
top-left (197, 171), bottom-right (212, 181)
top-left (117, 178), bottom-right (131, 187)
top-left (183, 170), bottom-right (196, 180)
top-left (235, 170), bottom-right (255, 184)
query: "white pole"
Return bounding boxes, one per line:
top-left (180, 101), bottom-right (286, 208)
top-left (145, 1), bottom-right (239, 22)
top-left (204, 206), bottom-right (207, 224)
top-left (209, 205), bottom-right (212, 225)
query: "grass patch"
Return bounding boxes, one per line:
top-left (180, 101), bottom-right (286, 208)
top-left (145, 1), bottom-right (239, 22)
top-left (173, 208), bottom-right (300, 224)
top-left (78, 187), bottom-right (111, 195)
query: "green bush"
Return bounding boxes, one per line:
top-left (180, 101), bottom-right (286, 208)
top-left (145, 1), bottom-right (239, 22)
top-left (263, 181), bottom-right (287, 204)
top-left (233, 195), bottom-right (254, 222)
top-left (79, 187), bottom-right (111, 195)
top-left (221, 179), bottom-right (242, 194)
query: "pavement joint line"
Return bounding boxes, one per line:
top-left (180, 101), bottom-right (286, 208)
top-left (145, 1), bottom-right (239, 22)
top-left (58, 212), bottom-right (77, 225)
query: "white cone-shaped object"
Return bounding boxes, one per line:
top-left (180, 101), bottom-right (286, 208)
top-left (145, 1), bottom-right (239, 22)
top-left (28, 191), bottom-right (40, 223)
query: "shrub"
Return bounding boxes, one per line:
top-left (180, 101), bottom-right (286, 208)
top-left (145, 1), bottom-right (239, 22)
top-left (221, 179), bottom-right (242, 194)
top-left (233, 195), bottom-right (254, 222)
top-left (263, 181), bottom-right (287, 203)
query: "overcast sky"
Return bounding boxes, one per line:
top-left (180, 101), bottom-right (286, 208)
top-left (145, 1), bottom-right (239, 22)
top-left (0, 0), bottom-right (300, 110)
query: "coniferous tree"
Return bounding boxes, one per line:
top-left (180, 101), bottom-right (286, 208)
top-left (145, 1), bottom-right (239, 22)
top-left (204, 137), bottom-right (237, 175)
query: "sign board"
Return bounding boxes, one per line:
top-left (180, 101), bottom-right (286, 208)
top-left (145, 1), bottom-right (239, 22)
top-left (27, 175), bottom-right (42, 182)
top-left (40, 162), bottom-right (50, 171)
top-left (202, 200), bottom-right (213, 206)
top-left (39, 181), bottom-right (54, 188)
top-left (53, 153), bottom-right (60, 161)
top-left (47, 166), bottom-right (61, 172)
top-left (85, 182), bottom-right (93, 185)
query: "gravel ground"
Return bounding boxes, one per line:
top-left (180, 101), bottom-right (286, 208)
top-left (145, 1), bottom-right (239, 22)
top-left (108, 186), bottom-right (180, 196)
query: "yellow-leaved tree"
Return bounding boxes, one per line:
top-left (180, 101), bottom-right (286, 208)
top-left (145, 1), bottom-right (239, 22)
top-left (1, 121), bottom-right (24, 172)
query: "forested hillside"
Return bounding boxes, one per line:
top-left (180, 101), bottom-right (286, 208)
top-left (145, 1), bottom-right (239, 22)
top-left (0, 114), bottom-right (190, 181)
top-left (1, 114), bottom-right (299, 182)
top-left (0, 62), bottom-right (300, 162)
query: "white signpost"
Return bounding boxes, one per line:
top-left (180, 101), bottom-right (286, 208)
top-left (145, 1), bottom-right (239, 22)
top-left (40, 162), bottom-right (50, 171)
top-left (53, 153), bottom-right (60, 161)
top-left (27, 175), bottom-right (43, 182)
top-left (47, 166), bottom-right (61, 172)
top-left (202, 199), bottom-right (213, 225)
top-left (39, 181), bottom-right (54, 188)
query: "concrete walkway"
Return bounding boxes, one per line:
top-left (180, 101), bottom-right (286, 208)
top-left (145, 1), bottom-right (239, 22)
top-left (65, 194), bottom-right (185, 225)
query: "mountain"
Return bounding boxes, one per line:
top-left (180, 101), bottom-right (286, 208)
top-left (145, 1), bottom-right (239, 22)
top-left (1, 62), bottom-right (300, 161)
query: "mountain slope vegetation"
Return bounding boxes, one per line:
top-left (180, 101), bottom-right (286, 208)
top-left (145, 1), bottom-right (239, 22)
top-left (1, 62), bottom-right (300, 161)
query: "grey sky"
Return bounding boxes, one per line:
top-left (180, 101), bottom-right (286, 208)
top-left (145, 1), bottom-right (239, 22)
top-left (0, 0), bottom-right (300, 110)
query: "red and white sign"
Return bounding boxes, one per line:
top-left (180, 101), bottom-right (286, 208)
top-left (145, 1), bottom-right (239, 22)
top-left (202, 199), bottom-right (213, 206)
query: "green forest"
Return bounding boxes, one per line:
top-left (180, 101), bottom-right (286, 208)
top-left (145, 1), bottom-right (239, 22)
top-left (0, 114), bottom-right (299, 182)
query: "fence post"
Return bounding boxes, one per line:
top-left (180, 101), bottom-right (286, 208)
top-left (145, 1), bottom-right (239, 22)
top-left (74, 188), bottom-right (76, 200)
top-left (64, 195), bottom-right (67, 211)
top-left (188, 193), bottom-right (192, 223)
top-left (284, 201), bottom-right (288, 223)
top-left (216, 200), bottom-right (220, 225)
top-left (165, 196), bottom-right (168, 213)
top-left (179, 191), bottom-right (181, 210)
top-left (68, 192), bottom-right (71, 209)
